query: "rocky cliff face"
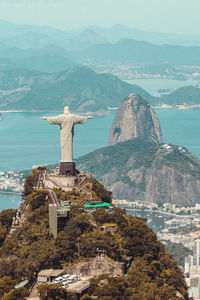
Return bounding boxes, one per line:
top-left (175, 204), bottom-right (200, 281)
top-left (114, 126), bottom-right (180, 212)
top-left (76, 94), bottom-right (200, 206)
top-left (108, 94), bottom-right (162, 146)
top-left (103, 151), bottom-right (200, 206)
top-left (77, 139), bottom-right (200, 206)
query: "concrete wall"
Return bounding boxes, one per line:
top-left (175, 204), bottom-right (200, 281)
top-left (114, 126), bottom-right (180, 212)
top-left (49, 204), bottom-right (57, 237)
top-left (44, 175), bottom-right (77, 191)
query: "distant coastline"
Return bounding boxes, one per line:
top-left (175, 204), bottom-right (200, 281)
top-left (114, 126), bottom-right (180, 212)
top-left (177, 104), bottom-right (200, 110)
top-left (0, 110), bottom-right (63, 113)
top-left (1, 104), bottom-right (200, 115)
top-left (0, 109), bottom-right (109, 116)
top-left (153, 104), bottom-right (200, 110)
top-left (153, 104), bottom-right (173, 109)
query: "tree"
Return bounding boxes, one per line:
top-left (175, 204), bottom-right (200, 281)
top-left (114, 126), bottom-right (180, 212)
top-left (0, 225), bottom-right (7, 246)
top-left (0, 276), bottom-right (17, 298)
top-left (2, 287), bottom-right (29, 300)
top-left (38, 283), bottom-right (76, 300)
top-left (24, 190), bottom-right (47, 210)
top-left (23, 172), bottom-right (37, 196)
top-left (0, 209), bottom-right (17, 230)
top-left (90, 179), bottom-right (112, 203)
top-left (87, 274), bottom-right (131, 300)
top-left (93, 208), bottom-right (111, 224)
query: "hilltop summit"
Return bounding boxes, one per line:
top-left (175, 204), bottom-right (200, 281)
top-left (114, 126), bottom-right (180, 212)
top-left (108, 94), bottom-right (162, 146)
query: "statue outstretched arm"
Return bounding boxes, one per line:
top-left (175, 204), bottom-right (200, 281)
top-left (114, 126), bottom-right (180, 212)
top-left (41, 115), bottom-right (64, 125)
top-left (86, 116), bottom-right (94, 119)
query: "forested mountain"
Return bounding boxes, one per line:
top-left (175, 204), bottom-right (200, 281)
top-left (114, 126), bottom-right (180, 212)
top-left (77, 138), bottom-right (200, 206)
top-left (0, 46), bottom-right (76, 73)
top-left (0, 66), bottom-right (155, 112)
top-left (0, 169), bottom-right (189, 299)
top-left (77, 95), bottom-right (200, 206)
top-left (72, 39), bottom-right (200, 65)
top-left (160, 85), bottom-right (200, 106)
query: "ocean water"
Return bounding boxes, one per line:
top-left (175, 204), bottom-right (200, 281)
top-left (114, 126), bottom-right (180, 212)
top-left (0, 111), bottom-right (116, 172)
top-left (126, 78), bottom-right (199, 96)
top-left (155, 107), bottom-right (200, 159)
top-left (0, 193), bottom-right (22, 212)
top-left (0, 111), bottom-right (116, 211)
top-left (1, 78), bottom-right (200, 211)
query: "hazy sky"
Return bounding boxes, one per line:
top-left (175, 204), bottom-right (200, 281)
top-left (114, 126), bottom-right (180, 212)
top-left (0, 0), bottom-right (200, 34)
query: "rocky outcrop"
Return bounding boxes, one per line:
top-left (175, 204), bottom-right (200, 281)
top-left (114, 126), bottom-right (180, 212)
top-left (108, 94), bottom-right (162, 146)
top-left (77, 139), bottom-right (200, 206)
top-left (105, 157), bottom-right (200, 206)
top-left (77, 94), bottom-right (200, 206)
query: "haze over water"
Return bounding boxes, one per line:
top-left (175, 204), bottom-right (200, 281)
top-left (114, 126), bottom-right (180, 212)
top-left (1, 78), bottom-right (200, 211)
top-left (1, 78), bottom-right (200, 172)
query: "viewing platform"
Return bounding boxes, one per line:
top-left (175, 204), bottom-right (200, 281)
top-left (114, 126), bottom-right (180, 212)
top-left (42, 167), bottom-right (91, 192)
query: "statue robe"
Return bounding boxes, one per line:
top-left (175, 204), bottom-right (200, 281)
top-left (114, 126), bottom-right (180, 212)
top-left (47, 113), bottom-right (87, 162)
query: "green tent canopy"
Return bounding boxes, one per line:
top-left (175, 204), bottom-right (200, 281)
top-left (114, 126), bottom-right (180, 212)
top-left (84, 202), bottom-right (110, 208)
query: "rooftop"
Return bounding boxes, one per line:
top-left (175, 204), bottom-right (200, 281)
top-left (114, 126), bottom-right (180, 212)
top-left (38, 269), bottom-right (64, 278)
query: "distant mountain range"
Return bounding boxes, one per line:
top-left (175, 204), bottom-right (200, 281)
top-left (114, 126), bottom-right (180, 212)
top-left (72, 39), bottom-right (200, 65)
top-left (71, 24), bottom-right (200, 46)
top-left (3, 32), bottom-right (62, 49)
top-left (2, 20), bottom-right (200, 47)
top-left (0, 65), bottom-right (200, 112)
top-left (0, 45), bottom-right (76, 73)
top-left (61, 29), bottom-right (108, 51)
top-left (1, 20), bottom-right (200, 76)
top-left (0, 66), bottom-right (155, 112)
top-left (0, 19), bottom-right (71, 40)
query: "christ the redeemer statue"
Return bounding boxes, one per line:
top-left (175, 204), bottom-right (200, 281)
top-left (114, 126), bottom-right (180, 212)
top-left (41, 106), bottom-right (93, 162)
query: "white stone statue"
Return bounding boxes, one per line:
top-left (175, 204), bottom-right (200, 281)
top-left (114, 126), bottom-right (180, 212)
top-left (41, 106), bottom-right (93, 162)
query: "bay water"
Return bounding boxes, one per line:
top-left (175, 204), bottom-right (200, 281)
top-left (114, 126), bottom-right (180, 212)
top-left (126, 78), bottom-right (199, 96)
top-left (1, 78), bottom-right (200, 211)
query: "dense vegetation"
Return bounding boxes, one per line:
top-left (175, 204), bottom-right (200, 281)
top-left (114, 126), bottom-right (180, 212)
top-left (54, 178), bottom-right (112, 204)
top-left (77, 138), bottom-right (159, 189)
top-left (0, 170), bottom-right (189, 299)
top-left (157, 146), bottom-right (200, 179)
top-left (77, 138), bottom-right (200, 205)
top-left (0, 209), bottom-right (17, 247)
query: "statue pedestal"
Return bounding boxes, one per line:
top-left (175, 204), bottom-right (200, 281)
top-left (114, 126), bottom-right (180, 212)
top-left (59, 161), bottom-right (75, 176)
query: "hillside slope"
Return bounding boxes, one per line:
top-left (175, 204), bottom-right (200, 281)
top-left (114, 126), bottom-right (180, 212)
top-left (77, 138), bottom-right (200, 206)
top-left (73, 38), bottom-right (200, 65)
top-left (0, 66), bottom-right (156, 113)
top-left (160, 86), bottom-right (200, 106)
top-left (77, 93), bottom-right (200, 206)
top-left (0, 170), bottom-right (189, 299)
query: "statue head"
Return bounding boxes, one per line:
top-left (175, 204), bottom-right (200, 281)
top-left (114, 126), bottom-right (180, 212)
top-left (64, 106), bottom-right (70, 114)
